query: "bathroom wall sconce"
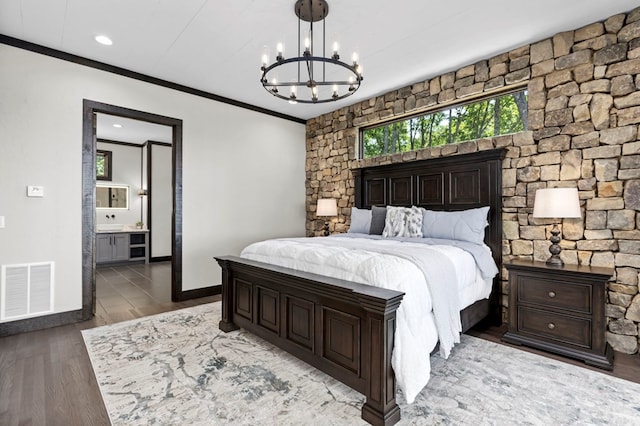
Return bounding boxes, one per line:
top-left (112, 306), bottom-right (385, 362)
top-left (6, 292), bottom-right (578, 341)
top-left (137, 189), bottom-right (148, 197)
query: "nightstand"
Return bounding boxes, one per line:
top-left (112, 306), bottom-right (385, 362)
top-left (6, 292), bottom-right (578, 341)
top-left (502, 259), bottom-right (614, 370)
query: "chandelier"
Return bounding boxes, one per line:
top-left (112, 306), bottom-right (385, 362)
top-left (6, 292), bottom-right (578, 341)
top-left (260, 0), bottom-right (363, 104)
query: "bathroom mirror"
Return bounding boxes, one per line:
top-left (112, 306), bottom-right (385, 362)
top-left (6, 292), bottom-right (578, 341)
top-left (96, 184), bottom-right (129, 209)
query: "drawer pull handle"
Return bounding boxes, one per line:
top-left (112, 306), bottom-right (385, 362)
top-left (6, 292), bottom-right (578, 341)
top-left (548, 323), bottom-right (556, 330)
top-left (548, 291), bottom-right (556, 298)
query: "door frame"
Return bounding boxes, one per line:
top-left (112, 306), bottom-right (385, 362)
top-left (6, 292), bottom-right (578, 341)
top-left (81, 99), bottom-right (184, 319)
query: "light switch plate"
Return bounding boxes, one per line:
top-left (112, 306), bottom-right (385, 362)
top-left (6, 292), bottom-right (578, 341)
top-left (0, 216), bottom-right (4, 228)
top-left (27, 185), bottom-right (44, 197)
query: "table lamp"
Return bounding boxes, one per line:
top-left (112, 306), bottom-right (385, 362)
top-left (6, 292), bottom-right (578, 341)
top-left (316, 199), bottom-right (337, 236)
top-left (532, 188), bottom-right (581, 267)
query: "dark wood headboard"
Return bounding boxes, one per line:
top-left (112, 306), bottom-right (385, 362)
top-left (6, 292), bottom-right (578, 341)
top-left (353, 148), bottom-right (506, 283)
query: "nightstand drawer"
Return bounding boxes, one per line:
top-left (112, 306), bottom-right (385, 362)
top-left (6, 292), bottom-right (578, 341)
top-left (517, 276), bottom-right (591, 314)
top-left (518, 306), bottom-right (591, 348)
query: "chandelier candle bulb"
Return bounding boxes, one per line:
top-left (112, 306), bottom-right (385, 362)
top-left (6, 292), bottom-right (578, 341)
top-left (289, 86), bottom-right (297, 104)
top-left (276, 43), bottom-right (284, 61)
top-left (352, 52), bottom-right (358, 65)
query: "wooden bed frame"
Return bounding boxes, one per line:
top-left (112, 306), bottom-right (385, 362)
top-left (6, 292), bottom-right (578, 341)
top-left (216, 148), bottom-right (505, 425)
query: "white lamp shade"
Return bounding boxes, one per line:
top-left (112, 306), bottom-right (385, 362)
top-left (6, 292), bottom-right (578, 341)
top-left (316, 199), bottom-right (337, 217)
top-left (533, 188), bottom-right (581, 218)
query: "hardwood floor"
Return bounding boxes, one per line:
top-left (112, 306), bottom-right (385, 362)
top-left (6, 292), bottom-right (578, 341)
top-left (0, 262), bottom-right (219, 426)
top-left (0, 266), bottom-right (638, 425)
top-left (468, 322), bottom-right (640, 385)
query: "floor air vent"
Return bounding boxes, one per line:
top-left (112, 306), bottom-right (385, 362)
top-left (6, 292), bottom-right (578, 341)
top-left (1, 262), bottom-right (54, 321)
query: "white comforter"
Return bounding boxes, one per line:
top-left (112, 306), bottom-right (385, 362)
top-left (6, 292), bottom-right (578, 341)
top-left (240, 236), bottom-right (493, 403)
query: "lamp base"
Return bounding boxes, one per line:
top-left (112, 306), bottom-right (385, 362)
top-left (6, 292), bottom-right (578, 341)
top-left (546, 223), bottom-right (564, 267)
top-left (323, 221), bottom-right (330, 237)
top-left (545, 254), bottom-right (564, 267)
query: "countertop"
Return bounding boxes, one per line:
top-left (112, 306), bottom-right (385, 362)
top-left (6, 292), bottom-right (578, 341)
top-left (96, 227), bottom-right (149, 233)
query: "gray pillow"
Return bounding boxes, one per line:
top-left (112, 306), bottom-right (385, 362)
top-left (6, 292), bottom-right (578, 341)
top-left (422, 206), bottom-right (490, 245)
top-left (369, 206), bottom-right (387, 235)
top-left (348, 207), bottom-right (372, 234)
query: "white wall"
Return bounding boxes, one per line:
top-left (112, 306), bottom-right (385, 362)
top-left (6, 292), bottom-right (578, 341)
top-left (0, 44), bottom-right (306, 321)
top-left (96, 141), bottom-right (143, 226)
top-left (150, 144), bottom-right (172, 258)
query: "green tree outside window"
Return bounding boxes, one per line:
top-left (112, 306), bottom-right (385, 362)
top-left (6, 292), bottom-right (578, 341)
top-left (361, 90), bottom-right (528, 159)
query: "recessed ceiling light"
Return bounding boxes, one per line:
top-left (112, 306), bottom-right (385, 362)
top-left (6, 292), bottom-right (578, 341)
top-left (95, 35), bottom-right (113, 46)
top-left (113, 124), bottom-right (122, 128)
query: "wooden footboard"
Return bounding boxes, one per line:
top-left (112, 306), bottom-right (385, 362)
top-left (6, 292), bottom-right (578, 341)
top-left (216, 255), bottom-right (404, 426)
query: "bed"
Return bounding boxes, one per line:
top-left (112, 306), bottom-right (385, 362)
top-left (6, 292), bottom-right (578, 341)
top-left (215, 148), bottom-right (505, 425)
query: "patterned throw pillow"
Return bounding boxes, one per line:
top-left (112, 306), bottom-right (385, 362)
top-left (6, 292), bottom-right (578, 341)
top-left (382, 206), bottom-right (424, 238)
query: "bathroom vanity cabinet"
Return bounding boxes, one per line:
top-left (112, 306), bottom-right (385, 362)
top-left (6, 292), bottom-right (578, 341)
top-left (96, 231), bottom-right (148, 265)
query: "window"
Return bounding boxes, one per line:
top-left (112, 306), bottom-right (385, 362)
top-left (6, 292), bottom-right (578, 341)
top-left (96, 150), bottom-right (112, 181)
top-left (361, 90), bottom-right (528, 159)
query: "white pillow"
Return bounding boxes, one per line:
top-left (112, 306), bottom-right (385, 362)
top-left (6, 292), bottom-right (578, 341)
top-left (422, 206), bottom-right (489, 244)
top-left (382, 206), bottom-right (424, 238)
top-left (348, 207), bottom-right (372, 234)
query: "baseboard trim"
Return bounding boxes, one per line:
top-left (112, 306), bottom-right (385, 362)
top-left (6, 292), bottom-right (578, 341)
top-left (179, 285), bottom-right (221, 301)
top-left (0, 309), bottom-right (85, 337)
top-left (1, 286), bottom-right (221, 336)
top-left (150, 256), bottom-right (172, 263)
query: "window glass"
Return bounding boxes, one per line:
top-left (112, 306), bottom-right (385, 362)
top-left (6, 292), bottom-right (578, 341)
top-left (361, 90), bottom-right (528, 159)
top-left (96, 150), bottom-right (112, 181)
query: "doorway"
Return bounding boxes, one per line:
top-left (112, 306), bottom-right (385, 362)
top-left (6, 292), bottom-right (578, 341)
top-left (81, 100), bottom-right (184, 320)
top-left (95, 114), bottom-right (173, 263)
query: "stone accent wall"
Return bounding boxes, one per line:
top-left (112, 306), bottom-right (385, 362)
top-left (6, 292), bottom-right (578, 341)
top-left (305, 8), bottom-right (640, 354)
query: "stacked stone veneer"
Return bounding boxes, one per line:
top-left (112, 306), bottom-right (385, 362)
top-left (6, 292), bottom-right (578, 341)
top-left (305, 8), bottom-right (640, 354)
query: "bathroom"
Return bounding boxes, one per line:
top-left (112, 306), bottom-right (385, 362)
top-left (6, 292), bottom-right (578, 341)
top-left (95, 113), bottom-right (172, 265)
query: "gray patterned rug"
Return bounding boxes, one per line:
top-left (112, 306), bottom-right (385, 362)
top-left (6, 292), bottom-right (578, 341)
top-left (82, 302), bottom-right (640, 425)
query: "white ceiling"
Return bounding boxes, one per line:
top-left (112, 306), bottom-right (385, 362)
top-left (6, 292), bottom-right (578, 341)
top-left (1, 0), bottom-right (638, 121)
top-left (96, 114), bottom-right (172, 145)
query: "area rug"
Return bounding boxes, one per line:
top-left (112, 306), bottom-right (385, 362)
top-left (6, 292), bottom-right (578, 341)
top-left (82, 302), bottom-right (640, 425)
